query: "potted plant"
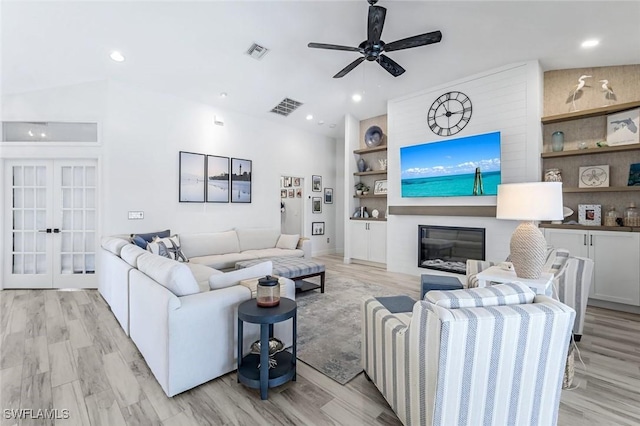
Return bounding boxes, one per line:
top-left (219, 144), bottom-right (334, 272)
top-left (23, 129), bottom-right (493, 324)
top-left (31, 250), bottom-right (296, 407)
top-left (362, 185), bottom-right (370, 195)
top-left (354, 182), bottom-right (366, 196)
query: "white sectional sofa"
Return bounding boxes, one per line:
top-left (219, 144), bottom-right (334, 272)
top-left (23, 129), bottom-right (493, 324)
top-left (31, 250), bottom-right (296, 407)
top-left (98, 228), bottom-right (304, 396)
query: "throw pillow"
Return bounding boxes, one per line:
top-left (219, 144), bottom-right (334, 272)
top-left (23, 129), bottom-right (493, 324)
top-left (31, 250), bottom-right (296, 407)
top-left (131, 229), bottom-right (171, 249)
top-left (276, 234), bottom-right (300, 250)
top-left (426, 282), bottom-right (534, 309)
top-left (147, 235), bottom-right (188, 262)
top-left (209, 261), bottom-right (273, 290)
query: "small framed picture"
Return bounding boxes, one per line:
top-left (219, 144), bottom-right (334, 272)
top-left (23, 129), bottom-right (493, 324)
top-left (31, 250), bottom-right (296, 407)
top-left (312, 197), bottom-right (322, 213)
top-left (324, 188), bottom-right (333, 204)
top-left (179, 151), bottom-right (206, 203)
top-left (296, 188), bottom-right (302, 198)
top-left (629, 163), bottom-right (640, 186)
top-left (312, 175), bottom-right (322, 192)
top-left (579, 165), bottom-right (609, 188)
top-left (312, 222), bottom-right (325, 235)
top-left (607, 108), bottom-right (640, 146)
top-left (284, 176), bottom-right (292, 187)
top-left (231, 158), bottom-right (252, 203)
top-left (293, 177), bottom-right (301, 187)
top-left (288, 189), bottom-right (294, 198)
top-left (578, 204), bottom-right (601, 226)
top-left (281, 189), bottom-right (287, 198)
top-left (373, 179), bottom-right (388, 195)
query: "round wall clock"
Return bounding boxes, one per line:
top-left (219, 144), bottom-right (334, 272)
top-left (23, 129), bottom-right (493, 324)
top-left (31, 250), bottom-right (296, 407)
top-left (427, 91), bottom-right (472, 136)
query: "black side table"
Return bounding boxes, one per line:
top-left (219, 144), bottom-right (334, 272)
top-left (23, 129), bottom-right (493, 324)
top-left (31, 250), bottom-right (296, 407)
top-left (237, 297), bottom-right (297, 400)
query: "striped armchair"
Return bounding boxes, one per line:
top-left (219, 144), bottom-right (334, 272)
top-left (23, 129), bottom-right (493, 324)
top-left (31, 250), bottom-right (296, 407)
top-left (466, 248), bottom-right (593, 339)
top-left (362, 283), bottom-right (575, 426)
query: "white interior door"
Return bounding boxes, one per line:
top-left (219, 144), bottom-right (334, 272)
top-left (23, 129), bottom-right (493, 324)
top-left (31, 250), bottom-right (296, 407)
top-left (4, 159), bottom-right (97, 289)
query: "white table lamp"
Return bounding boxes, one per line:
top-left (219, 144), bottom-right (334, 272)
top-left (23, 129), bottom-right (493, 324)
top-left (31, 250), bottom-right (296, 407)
top-left (496, 182), bottom-right (564, 279)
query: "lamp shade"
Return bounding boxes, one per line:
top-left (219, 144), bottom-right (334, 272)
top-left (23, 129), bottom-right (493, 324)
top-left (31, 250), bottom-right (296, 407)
top-left (496, 182), bottom-right (564, 221)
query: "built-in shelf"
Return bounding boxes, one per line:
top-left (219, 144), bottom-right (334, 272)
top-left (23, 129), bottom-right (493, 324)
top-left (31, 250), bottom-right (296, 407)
top-left (353, 146), bottom-right (388, 155)
top-left (541, 100), bottom-right (640, 124)
top-left (539, 223), bottom-right (639, 233)
top-left (349, 217), bottom-right (387, 222)
top-left (353, 194), bottom-right (387, 199)
top-left (562, 186), bottom-right (640, 193)
top-left (353, 170), bottom-right (388, 176)
top-left (541, 144), bottom-right (640, 158)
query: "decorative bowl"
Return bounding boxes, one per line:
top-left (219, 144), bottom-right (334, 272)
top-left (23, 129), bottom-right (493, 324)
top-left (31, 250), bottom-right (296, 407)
top-left (364, 126), bottom-right (383, 148)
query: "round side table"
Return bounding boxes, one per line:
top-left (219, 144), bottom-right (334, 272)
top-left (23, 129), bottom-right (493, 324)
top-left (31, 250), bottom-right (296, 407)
top-left (237, 297), bottom-right (297, 400)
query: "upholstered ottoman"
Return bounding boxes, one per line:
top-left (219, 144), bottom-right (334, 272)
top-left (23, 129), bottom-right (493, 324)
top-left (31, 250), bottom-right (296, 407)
top-left (236, 257), bottom-right (325, 293)
top-left (420, 274), bottom-right (463, 299)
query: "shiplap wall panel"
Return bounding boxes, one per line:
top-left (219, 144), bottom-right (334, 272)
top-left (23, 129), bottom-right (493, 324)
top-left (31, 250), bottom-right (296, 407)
top-left (386, 61), bottom-right (543, 275)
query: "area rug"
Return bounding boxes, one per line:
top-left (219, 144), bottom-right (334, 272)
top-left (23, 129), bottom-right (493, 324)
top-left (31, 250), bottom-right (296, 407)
top-left (294, 273), bottom-right (413, 385)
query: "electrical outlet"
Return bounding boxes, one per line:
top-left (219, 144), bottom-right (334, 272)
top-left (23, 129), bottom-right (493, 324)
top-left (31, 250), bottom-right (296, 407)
top-left (327, 238), bottom-right (330, 243)
top-left (128, 211), bottom-right (144, 220)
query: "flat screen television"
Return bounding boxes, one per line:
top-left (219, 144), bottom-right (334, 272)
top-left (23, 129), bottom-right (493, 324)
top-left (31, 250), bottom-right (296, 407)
top-left (400, 131), bottom-right (501, 197)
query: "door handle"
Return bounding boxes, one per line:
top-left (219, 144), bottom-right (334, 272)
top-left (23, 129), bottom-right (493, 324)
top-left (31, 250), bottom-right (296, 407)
top-left (38, 228), bottom-right (52, 233)
top-left (583, 234), bottom-right (587, 245)
top-left (590, 235), bottom-right (593, 246)
top-left (53, 228), bottom-right (60, 234)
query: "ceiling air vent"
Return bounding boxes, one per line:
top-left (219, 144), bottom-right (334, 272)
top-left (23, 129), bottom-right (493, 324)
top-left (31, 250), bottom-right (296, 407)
top-left (246, 43), bottom-right (269, 60)
top-left (270, 98), bottom-right (303, 117)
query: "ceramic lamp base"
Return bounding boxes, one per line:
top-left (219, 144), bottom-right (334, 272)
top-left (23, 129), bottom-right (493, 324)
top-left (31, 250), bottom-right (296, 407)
top-left (509, 221), bottom-right (546, 279)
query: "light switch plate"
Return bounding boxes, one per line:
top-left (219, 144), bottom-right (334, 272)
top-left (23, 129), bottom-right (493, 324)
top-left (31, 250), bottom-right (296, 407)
top-left (128, 211), bottom-right (144, 220)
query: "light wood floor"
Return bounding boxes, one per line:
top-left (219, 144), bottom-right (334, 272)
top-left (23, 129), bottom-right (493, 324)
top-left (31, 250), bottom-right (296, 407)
top-left (1, 254), bottom-right (639, 425)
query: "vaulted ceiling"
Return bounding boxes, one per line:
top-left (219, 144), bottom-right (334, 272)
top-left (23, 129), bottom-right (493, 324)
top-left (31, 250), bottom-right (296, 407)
top-left (3, 1), bottom-right (640, 138)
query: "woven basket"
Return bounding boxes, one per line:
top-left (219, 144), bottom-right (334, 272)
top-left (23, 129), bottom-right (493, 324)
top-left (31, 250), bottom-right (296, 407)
top-left (563, 346), bottom-right (575, 389)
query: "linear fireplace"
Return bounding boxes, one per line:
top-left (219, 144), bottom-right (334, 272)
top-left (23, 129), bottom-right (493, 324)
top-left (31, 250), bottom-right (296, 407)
top-left (418, 225), bottom-right (485, 275)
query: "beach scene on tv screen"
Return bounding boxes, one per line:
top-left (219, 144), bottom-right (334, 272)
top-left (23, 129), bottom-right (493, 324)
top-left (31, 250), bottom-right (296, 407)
top-left (401, 131), bottom-right (501, 197)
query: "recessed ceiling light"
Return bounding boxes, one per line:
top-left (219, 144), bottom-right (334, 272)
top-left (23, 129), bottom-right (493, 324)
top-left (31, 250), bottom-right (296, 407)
top-left (306, 114), bottom-right (313, 120)
top-left (219, 92), bottom-right (228, 98)
top-left (352, 93), bottom-right (362, 102)
top-left (110, 51), bottom-right (125, 62)
top-left (28, 130), bottom-right (34, 137)
top-left (318, 120), bottom-right (325, 125)
top-left (581, 39), bottom-right (599, 48)
top-left (329, 124), bottom-right (336, 129)
top-left (40, 133), bottom-right (46, 138)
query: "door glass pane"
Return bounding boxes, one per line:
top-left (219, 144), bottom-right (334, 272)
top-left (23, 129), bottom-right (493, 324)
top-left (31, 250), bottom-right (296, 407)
top-left (73, 211), bottom-right (83, 230)
top-left (36, 254), bottom-right (47, 274)
top-left (85, 232), bottom-right (95, 252)
top-left (13, 211), bottom-right (23, 230)
top-left (24, 232), bottom-right (35, 252)
top-left (62, 210), bottom-right (72, 230)
top-left (13, 233), bottom-right (23, 252)
top-left (62, 167), bottom-right (72, 187)
top-left (61, 254), bottom-right (72, 274)
top-left (85, 167), bottom-right (96, 187)
top-left (24, 210), bottom-right (35, 230)
top-left (36, 166), bottom-right (46, 186)
top-left (13, 166), bottom-right (23, 186)
top-left (73, 254), bottom-right (83, 274)
top-left (85, 254), bottom-right (95, 274)
top-left (36, 210), bottom-right (46, 230)
top-left (36, 188), bottom-right (46, 208)
top-left (73, 188), bottom-right (83, 208)
top-left (85, 189), bottom-right (95, 208)
top-left (24, 254), bottom-right (35, 274)
top-left (13, 189), bottom-right (23, 208)
top-left (24, 188), bottom-right (35, 208)
top-left (36, 233), bottom-right (46, 252)
top-left (62, 188), bottom-right (72, 208)
top-left (74, 167), bottom-right (84, 186)
top-left (13, 254), bottom-right (23, 274)
top-left (85, 210), bottom-right (95, 230)
top-left (73, 233), bottom-right (83, 252)
top-left (24, 167), bottom-right (35, 186)
top-left (61, 233), bottom-right (71, 252)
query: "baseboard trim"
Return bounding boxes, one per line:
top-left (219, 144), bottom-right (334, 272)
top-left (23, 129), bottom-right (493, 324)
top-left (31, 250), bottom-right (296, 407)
top-left (588, 299), bottom-right (640, 314)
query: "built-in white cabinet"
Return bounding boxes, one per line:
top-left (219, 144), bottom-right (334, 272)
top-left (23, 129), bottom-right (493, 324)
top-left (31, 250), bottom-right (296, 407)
top-left (544, 228), bottom-right (640, 306)
top-left (350, 221), bottom-right (386, 264)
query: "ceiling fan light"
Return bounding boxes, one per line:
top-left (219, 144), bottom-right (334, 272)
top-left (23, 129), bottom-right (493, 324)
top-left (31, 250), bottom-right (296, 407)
top-left (352, 93), bottom-right (362, 102)
top-left (306, 114), bottom-right (313, 120)
top-left (110, 51), bottom-right (125, 62)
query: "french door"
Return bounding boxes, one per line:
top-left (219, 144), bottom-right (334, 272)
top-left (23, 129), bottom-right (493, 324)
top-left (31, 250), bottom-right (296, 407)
top-left (3, 159), bottom-right (98, 289)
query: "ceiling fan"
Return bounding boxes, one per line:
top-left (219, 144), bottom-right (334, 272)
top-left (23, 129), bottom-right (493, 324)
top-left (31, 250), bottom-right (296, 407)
top-left (308, 0), bottom-right (442, 78)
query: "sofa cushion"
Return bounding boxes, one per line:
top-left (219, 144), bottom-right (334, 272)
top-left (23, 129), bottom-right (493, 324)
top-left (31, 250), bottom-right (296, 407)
top-left (426, 282), bottom-right (535, 309)
top-left (179, 231), bottom-right (240, 258)
top-left (120, 244), bottom-right (148, 267)
top-left (186, 263), bottom-right (222, 293)
top-left (101, 236), bottom-right (129, 256)
top-left (136, 252), bottom-right (199, 297)
top-left (236, 228), bottom-right (280, 252)
top-left (242, 248), bottom-right (304, 259)
top-left (276, 234), bottom-right (300, 250)
top-left (131, 229), bottom-right (171, 249)
top-left (188, 252), bottom-right (258, 270)
top-left (147, 235), bottom-right (188, 262)
top-left (209, 261), bottom-right (273, 290)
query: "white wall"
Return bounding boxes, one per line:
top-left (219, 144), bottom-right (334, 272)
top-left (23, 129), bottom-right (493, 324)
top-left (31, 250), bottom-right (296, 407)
top-left (2, 80), bottom-right (338, 263)
top-left (387, 61), bottom-right (543, 276)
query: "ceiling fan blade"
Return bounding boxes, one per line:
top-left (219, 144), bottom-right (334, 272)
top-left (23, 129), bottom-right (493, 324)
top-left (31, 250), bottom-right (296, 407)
top-left (384, 30), bottom-right (442, 52)
top-left (333, 57), bottom-right (365, 78)
top-left (308, 42), bottom-right (360, 52)
top-left (367, 6), bottom-right (387, 44)
top-left (378, 54), bottom-right (405, 77)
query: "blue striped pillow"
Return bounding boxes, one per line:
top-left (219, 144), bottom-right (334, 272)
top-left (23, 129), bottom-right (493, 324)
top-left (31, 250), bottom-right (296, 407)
top-left (425, 282), bottom-right (535, 309)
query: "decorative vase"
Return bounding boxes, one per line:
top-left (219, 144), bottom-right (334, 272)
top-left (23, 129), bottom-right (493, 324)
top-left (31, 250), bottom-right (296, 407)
top-left (357, 158), bottom-right (366, 172)
top-left (356, 190), bottom-right (363, 196)
top-left (551, 131), bottom-right (564, 152)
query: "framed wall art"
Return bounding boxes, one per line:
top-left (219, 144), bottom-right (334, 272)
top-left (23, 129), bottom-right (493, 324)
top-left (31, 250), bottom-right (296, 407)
top-left (281, 189), bottom-right (287, 198)
top-left (293, 177), bottom-right (301, 187)
top-left (206, 155), bottom-right (230, 202)
top-left (324, 188), bottom-right (333, 204)
top-left (374, 179), bottom-right (388, 195)
top-left (312, 175), bottom-right (322, 192)
top-left (312, 222), bottom-right (325, 235)
top-left (628, 163), bottom-right (640, 186)
top-left (578, 204), bottom-right (601, 226)
top-left (231, 158), bottom-right (252, 203)
top-left (579, 165), bottom-right (609, 188)
top-left (288, 189), bottom-right (294, 198)
top-left (607, 108), bottom-right (640, 146)
top-left (284, 176), bottom-right (292, 187)
top-left (179, 151), bottom-right (206, 202)
top-left (312, 197), bottom-right (322, 213)
top-left (296, 188), bottom-right (302, 198)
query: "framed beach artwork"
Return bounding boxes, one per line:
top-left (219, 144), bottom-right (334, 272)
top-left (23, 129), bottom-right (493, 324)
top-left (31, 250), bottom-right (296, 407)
top-left (312, 175), bottom-right (322, 192)
top-left (206, 155), bottom-right (230, 202)
top-left (179, 151), bottom-right (206, 202)
top-left (579, 165), bottom-right (609, 188)
top-left (607, 108), bottom-right (640, 146)
top-left (629, 163), bottom-right (640, 186)
top-left (231, 158), bottom-right (252, 203)
top-left (312, 197), bottom-right (322, 213)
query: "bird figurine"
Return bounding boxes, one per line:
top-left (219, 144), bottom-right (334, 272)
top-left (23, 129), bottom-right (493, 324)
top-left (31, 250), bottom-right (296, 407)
top-left (569, 75), bottom-right (591, 111)
top-left (599, 79), bottom-right (616, 104)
